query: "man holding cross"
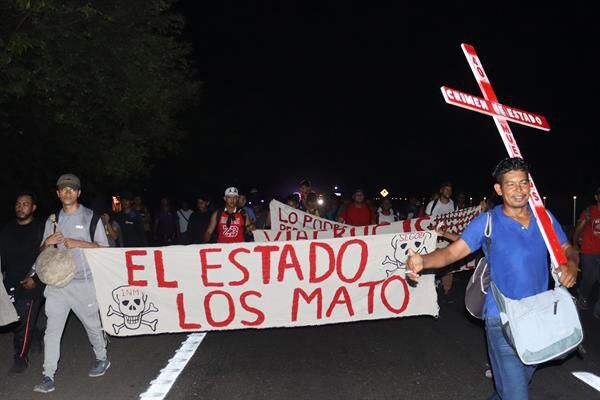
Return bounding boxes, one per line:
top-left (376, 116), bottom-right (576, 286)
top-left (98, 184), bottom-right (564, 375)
top-left (407, 157), bottom-right (579, 399)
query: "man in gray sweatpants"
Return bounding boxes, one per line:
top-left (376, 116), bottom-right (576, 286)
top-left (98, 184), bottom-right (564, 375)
top-left (33, 174), bottom-right (110, 393)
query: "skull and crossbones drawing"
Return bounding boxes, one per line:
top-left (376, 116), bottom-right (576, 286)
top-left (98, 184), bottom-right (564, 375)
top-left (107, 286), bottom-right (158, 334)
top-left (382, 232), bottom-right (433, 277)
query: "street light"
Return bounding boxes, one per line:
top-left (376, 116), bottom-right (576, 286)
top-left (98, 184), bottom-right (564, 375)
top-left (573, 196), bottom-right (577, 226)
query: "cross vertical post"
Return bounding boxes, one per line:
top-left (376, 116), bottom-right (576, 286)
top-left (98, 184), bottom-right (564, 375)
top-left (441, 44), bottom-right (567, 268)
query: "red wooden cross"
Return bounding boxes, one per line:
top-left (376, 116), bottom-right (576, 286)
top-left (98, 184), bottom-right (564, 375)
top-left (441, 43), bottom-right (566, 268)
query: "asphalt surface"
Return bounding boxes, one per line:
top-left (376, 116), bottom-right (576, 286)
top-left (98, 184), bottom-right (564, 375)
top-left (1, 274), bottom-right (599, 400)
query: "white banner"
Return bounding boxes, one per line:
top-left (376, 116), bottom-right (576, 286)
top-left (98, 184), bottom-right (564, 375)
top-left (0, 282), bottom-right (18, 327)
top-left (84, 233), bottom-right (438, 336)
top-left (269, 199), bottom-right (480, 235)
top-left (253, 219), bottom-right (432, 242)
top-left (270, 199), bottom-right (356, 231)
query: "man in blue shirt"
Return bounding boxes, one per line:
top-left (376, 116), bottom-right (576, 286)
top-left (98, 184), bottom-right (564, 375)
top-left (407, 157), bottom-right (579, 400)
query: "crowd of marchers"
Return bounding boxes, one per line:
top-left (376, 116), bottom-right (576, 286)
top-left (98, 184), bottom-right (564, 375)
top-left (1, 167), bottom-right (599, 398)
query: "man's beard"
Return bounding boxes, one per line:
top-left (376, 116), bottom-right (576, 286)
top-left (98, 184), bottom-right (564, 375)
top-left (16, 213), bottom-right (32, 221)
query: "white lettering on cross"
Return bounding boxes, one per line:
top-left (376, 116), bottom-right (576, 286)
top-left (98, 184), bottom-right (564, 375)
top-left (440, 43), bottom-right (567, 268)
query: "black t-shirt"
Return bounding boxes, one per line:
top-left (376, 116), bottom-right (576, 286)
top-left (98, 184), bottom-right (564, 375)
top-left (0, 218), bottom-right (45, 299)
top-left (114, 210), bottom-right (146, 247)
top-left (189, 210), bottom-right (212, 244)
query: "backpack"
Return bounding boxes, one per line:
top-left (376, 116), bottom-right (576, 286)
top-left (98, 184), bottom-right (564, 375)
top-left (464, 212), bottom-right (492, 319)
top-left (55, 208), bottom-right (101, 242)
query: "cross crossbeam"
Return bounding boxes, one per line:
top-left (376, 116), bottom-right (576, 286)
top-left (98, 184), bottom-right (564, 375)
top-left (441, 86), bottom-right (550, 131)
top-left (441, 43), bottom-right (566, 267)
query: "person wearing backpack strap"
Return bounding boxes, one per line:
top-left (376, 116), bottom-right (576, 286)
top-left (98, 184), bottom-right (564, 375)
top-left (176, 200), bottom-right (194, 245)
top-left (425, 181), bottom-right (457, 217)
top-left (54, 208), bottom-right (101, 246)
top-left (34, 174), bottom-right (110, 394)
top-left (407, 158), bottom-right (579, 400)
top-left (573, 186), bottom-right (600, 317)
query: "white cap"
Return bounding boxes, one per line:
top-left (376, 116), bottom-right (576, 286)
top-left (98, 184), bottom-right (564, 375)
top-left (224, 187), bottom-right (239, 197)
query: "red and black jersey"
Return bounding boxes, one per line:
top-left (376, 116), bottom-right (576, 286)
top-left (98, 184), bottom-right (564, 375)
top-left (216, 209), bottom-right (246, 243)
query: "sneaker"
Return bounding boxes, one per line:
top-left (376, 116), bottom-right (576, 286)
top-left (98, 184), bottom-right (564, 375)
top-left (33, 376), bottom-right (55, 393)
top-left (88, 359), bottom-right (111, 377)
top-left (577, 297), bottom-right (589, 310)
top-left (8, 357), bottom-right (28, 374)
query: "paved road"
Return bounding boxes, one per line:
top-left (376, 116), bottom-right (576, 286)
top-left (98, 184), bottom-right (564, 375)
top-left (1, 275), bottom-right (599, 399)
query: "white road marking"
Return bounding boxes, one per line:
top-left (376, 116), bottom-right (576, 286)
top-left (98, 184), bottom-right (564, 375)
top-left (140, 333), bottom-right (207, 400)
top-left (572, 371), bottom-right (600, 392)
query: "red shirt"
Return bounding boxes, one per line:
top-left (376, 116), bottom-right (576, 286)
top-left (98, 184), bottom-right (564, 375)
top-left (341, 203), bottom-right (374, 226)
top-left (580, 205), bottom-right (600, 254)
top-left (217, 210), bottom-right (245, 243)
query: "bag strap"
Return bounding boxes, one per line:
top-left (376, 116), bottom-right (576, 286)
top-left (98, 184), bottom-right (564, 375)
top-left (178, 209), bottom-right (191, 223)
top-left (50, 213), bottom-right (58, 249)
top-left (429, 199), bottom-right (439, 215)
top-left (53, 209), bottom-right (100, 243)
top-left (89, 212), bottom-right (101, 243)
top-left (481, 212), bottom-right (493, 294)
top-left (484, 211), bottom-right (492, 240)
top-left (484, 211), bottom-right (492, 265)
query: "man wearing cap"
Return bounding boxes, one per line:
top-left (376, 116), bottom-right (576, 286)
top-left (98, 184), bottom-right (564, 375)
top-left (573, 186), bottom-right (600, 318)
top-left (204, 187), bottom-right (254, 243)
top-left (337, 188), bottom-right (376, 226)
top-left (33, 174), bottom-right (110, 393)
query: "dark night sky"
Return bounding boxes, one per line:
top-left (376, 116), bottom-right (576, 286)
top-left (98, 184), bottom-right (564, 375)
top-left (155, 3), bottom-right (598, 220)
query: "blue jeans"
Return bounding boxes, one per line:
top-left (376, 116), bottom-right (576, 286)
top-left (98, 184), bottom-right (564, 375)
top-left (485, 317), bottom-right (536, 400)
top-left (579, 253), bottom-right (600, 314)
